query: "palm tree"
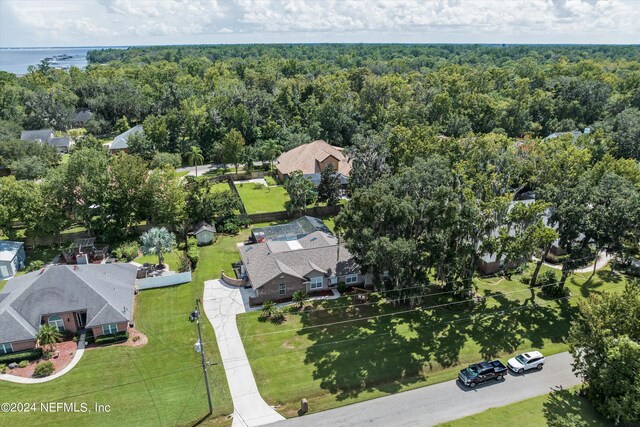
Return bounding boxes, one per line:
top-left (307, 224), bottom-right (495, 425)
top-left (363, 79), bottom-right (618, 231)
top-left (36, 324), bottom-right (63, 354)
top-left (292, 290), bottom-right (309, 310)
top-left (186, 145), bottom-right (205, 177)
top-left (261, 300), bottom-right (276, 318)
top-left (140, 227), bottom-right (177, 268)
top-left (261, 139), bottom-right (282, 172)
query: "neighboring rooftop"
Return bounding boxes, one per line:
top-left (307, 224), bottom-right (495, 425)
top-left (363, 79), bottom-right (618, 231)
top-left (276, 140), bottom-right (352, 177)
top-left (110, 125), bottom-right (144, 150)
top-left (252, 216), bottom-right (330, 242)
top-left (20, 129), bottom-right (54, 143)
top-left (0, 264), bottom-right (138, 343)
top-left (192, 221), bottom-right (216, 235)
top-left (0, 241), bottom-right (24, 262)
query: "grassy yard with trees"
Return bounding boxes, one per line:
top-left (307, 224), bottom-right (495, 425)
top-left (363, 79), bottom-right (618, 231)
top-left (236, 265), bottom-right (633, 417)
top-left (438, 387), bottom-right (612, 427)
top-left (236, 183), bottom-right (290, 214)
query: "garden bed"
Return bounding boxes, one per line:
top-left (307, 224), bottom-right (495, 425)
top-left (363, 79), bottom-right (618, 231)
top-left (1, 342), bottom-right (76, 378)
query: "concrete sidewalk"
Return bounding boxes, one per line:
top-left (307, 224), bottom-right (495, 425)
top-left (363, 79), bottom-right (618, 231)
top-left (203, 279), bottom-right (285, 427)
top-left (0, 333), bottom-right (86, 384)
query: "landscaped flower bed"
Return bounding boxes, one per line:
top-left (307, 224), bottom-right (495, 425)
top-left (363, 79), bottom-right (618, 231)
top-left (94, 331), bottom-right (129, 345)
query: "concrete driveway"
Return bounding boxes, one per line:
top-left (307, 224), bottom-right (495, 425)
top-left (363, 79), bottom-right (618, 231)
top-left (203, 279), bottom-right (285, 427)
top-left (270, 352), bottom-right (580, 427)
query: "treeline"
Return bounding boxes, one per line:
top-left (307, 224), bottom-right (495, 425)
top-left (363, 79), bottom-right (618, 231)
top-left (0, 44), bottom-right (639, 171)
top-left (0, 147), bottom-right (244, 243)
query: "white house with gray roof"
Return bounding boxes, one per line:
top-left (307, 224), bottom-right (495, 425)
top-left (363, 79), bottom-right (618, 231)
top-left (0, 263), bottom-right (137, 354)
top-left (20, 129), bottom-right (74, 153)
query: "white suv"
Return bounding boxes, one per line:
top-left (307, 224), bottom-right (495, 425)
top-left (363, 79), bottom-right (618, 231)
top-left (508, 351), bottom-right (545, 374)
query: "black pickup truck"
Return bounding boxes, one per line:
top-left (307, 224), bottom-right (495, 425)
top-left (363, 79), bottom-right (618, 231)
top-left (458, 360), bottom-right (508, 388)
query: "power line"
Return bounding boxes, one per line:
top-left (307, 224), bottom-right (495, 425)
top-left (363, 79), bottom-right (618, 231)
top-left (234, 274), bottom-right (609, 340)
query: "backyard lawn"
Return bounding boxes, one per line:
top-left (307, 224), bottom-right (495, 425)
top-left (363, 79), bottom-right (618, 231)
top-left (236, 264), bottom-right (634, 417)
top-left (0, 238), bottom-right (246, 427)
top-left (236, 182), bottom-right (290, 214)
top-left (134, 248), bottom-right (182, 271)
top-left (438, 386), bottom-right (611, 426)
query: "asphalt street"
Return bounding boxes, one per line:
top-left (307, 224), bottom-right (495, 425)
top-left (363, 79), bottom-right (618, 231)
top-left (270, 351), bottom-right (580, 427)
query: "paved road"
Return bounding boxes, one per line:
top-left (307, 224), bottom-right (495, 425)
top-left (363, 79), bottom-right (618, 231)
top-left (203, 279), bottom-right (285, 427)
top-left (270, 352), bottom-right (580, 427)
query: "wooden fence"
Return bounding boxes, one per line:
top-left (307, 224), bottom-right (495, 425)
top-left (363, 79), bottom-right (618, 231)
top-left (246, 204), bottom-right (342, 224)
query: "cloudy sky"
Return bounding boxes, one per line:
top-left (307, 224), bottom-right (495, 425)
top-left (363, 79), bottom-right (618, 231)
top-left (1, 0), bottom-right (638, 47)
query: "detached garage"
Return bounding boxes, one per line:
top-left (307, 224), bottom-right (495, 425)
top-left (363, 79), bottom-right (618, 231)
top-left (0, 241), bottom-right (26, 279)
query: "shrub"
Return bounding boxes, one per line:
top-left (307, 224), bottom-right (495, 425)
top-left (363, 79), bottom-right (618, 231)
top-left (177, 252), bottom-right (192, 273)
top-left (186, 245), bottom-right (200, 269)
top-left (545, 251), bottom-right (559, 264)
top-left (520, 274), bottom-right (532, 285)
top-left (94, 331), bottom-right (129, 345)
top-left (0, 348), bottom-right (43, 364)
top-left (25, 260), bottom-right (45, 273)
top-left (219, 220), bottom-right (240, 235)
top-left (337, 282), bottom-right (347, 293)
top-left (112, 241), bottom-right (140, 262)
top-left (33, 361), bottom-right (55, 378)
top-left (261, 300), bottom-right (276, 318)
top-left (0, 364), bottom-right (7, 373)
top-left (18, 360), bottom-right (29, 368)
top-left (539, 270), bottom-right (566, 297)
top-left (187, 236), bottom-right (198, 248)
top-left (151, 152), bottom-right (181, 169)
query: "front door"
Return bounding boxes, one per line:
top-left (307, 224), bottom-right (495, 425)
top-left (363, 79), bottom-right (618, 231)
top-left (75, 312), bottom-right (87, 328)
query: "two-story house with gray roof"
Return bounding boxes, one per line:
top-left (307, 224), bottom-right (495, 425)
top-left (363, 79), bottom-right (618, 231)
top-left (0, 263), bottom-right (137, 355)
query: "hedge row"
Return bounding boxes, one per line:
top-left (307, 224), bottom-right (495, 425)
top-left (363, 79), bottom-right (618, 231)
top-left (0, 348), bottom-right (43, 364)
top-left (94, 331), bottom-right (129, 345)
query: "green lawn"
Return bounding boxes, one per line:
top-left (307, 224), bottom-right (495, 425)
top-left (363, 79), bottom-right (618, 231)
top-left (0, 237), bottom-right (245, 427)
top-left (237, 264), bottom-right (634, 417)
top-left (212, 182), bottom-right (232, 192)
top-left (264, 176), bottom-right (278, 186)
top-left (134, 249), bottom-right (182, 271)
top-left (236, 183), bottom-right (290, 214)
top-left (176, 171), bottom-right (189, 178)
top-left (439, 386), bottom-right (611, 426)
top-left (0, 279), bottom-right (6, 292)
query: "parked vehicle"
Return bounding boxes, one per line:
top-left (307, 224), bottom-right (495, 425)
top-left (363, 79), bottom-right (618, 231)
top-left (458, 360), bottom-right (507, 388)
top-left (508, 351), bottom-right (545, 374)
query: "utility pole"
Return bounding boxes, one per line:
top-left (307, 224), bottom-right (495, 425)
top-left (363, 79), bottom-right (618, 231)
top-left (195, 298), bottom-right (213, 415)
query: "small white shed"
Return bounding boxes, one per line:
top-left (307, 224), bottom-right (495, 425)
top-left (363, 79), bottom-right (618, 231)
top-left (192, 221), bottom-right (216, 245)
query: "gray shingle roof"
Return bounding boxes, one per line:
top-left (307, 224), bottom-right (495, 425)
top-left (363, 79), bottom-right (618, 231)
top-left (0, 264), bottom-right (137, 343)
top-left (49, 136), bottom-right (73, 149)
top-left (193, 221), bottom-right (216, 235)
top-left (239, 230), bottom-right (358, 290)
top-left (110, 125), bottom-right (143, 150)
top-left (20, 129), bottom-right (53, 143)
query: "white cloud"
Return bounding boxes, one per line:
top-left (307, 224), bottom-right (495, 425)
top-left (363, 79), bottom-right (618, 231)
top-left (1, 0), bottom-right (639, 46)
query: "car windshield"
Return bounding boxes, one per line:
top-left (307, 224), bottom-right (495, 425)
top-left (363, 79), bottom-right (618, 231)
top-left (467, 366), bottom-right (478, 374)
top-left (515, 355), bottom-right (527, 364)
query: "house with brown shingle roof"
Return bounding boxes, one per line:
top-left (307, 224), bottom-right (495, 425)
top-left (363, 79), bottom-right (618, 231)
top-left (275, 140), bottom-right (352, 182)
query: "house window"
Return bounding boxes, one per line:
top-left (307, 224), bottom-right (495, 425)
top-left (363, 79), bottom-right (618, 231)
top-left (345, 274), bottom-right (358, 284)
top-left (102, 323), bottom-right (118, 335)
top-left (0, 342), bottom-right (13, 354)
top-left (310, 276), bottom-right (323, 290)
top-left (47, 314), bottom-right (65, 332)
top-left (279, 283), bottom-right (286, 295)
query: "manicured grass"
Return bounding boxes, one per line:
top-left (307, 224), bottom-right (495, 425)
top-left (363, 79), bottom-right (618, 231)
top-left (236, 183), bottom-right (290, 214)
top-left (237, 264), bottom-right (634, 417)
top-left (264, 176), bottom-right (278, 186)
top-left (438, 386), bottom-right (611, 426)
top-left (134, 249), bottom-right (182, 271)
top-left (212, 182), bottom-right (232, 192)
top-left (0, 236), bottom-right (248, 427)
top-left (176, 171), bottom-right (189, 178)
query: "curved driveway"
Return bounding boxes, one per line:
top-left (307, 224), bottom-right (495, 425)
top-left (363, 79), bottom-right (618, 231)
top-left (270, 352), bottom-right (580, 427)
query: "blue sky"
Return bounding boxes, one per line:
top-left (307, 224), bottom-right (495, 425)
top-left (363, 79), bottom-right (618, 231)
top-left (1, 0), bottom-right (638, 47)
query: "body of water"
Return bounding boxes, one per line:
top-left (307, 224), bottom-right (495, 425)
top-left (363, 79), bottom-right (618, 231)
top-left (0, 47), bottom-right (95, 75)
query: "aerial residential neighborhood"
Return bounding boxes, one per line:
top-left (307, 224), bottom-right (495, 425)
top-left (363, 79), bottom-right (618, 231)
top-left (1, 2), bottom-right (639, 427)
